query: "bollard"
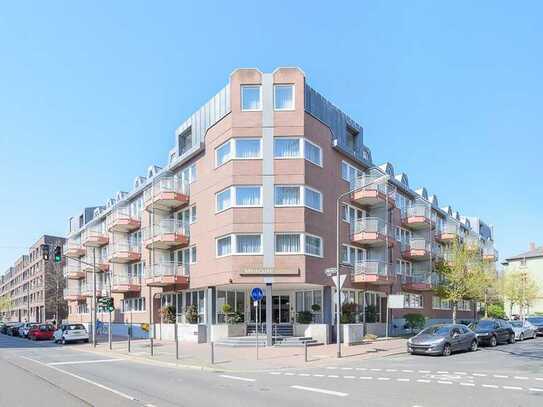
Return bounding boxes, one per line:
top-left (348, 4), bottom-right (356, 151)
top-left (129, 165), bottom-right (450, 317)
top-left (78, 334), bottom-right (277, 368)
top-left (150, 336), bottom-right (154, 356)
top-left (210, 341), bottom-right (215, 364)
top-left (174, 322), bottom-right (179, 360)
top-left (127, 324), bottom-right (131, 353)
top-left (304, 341), bottom-right (308, 363)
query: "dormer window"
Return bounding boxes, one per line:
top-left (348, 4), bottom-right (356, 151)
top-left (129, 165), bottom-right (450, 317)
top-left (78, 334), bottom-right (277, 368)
top-left (346, 125), bottom-right (359, 151)
top-left (178, 128), bottom-right (193, 155)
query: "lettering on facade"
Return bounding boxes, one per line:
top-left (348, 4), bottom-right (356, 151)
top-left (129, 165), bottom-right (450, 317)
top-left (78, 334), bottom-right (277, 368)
top-left (240, 267), bottom-right (299, 276)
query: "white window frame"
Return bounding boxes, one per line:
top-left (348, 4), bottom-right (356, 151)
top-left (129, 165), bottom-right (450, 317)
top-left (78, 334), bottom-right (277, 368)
top-left (273, 137), bottom-right (322, 167)
top-left (274, 185), bottom-right (323, 212)
top-left (396, 259), bottom-right (412, 276)
top-left (122, 297), bottom-right (146, 313)
top-left (215, 138), bottom-right (263, 167)
top-left (403, 293), bottom-right (424, 309)
top-left (215, 234), bottom-right (263, 257)
top-left (273, 84), bottom-right (295, 111)
top-left (241, 85), bottom-right (262, 112)
top-left (275, 233), bottom-right (323, 257)
top-left (341, 160), bottom-right (363, 183)
top-left (216, 186), bottom-right (263, 212)
top-left (341, 244), bottom-right (366, 265)
top-left (173, 245), bottom-right (197, 265)
top-left (341, 203), bottom-right (365, 223)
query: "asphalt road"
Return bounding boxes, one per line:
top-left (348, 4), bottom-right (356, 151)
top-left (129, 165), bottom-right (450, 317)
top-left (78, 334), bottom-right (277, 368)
top-left (1, 333), bottom-right (542, 407)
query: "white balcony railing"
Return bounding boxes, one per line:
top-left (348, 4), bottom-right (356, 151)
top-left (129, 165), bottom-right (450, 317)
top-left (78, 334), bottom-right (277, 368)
top-left (111, 273), bottom-right (141, 287)
top-left (63, 241), bottom-right (83, 254)
top-left (353, 260), bottom-right (389, 276)
top-left (351, 175), bottom-right (396, 198)
top-left (110, 205), bottom-right (141, 223)
top-left (109, 242), bottom-right (141, 255)
top-left (145, 262), bottom-right (189, 279)
top-left (351, 217), bottom-right (388, 236)
top-left (405, 204), bottom-right (431, 219)
top-left (63, 287), bottom-right (82, 297)
top-left (407, 238), bottom-right (431, 252)
top-left (143, 177), bottom-right (189, 202)
top-left (143, 219), bottom-right (189, 241)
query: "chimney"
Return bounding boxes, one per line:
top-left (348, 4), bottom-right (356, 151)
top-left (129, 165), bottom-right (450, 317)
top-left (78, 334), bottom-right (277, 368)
top-left (529, 242), bottom-right (536, 251)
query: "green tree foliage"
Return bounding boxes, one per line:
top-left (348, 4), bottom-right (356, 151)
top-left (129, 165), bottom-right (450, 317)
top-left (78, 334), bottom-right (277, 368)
top-left (500, 267), bottom-right (540, 318)
top-left (403, 313), bottom-right (426, 334)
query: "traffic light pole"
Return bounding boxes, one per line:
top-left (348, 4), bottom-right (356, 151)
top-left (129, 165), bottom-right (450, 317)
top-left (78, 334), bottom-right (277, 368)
top-left (108, 270), bottom-right (112, 350)
top-left (92, 248), bottom-right (97, 348)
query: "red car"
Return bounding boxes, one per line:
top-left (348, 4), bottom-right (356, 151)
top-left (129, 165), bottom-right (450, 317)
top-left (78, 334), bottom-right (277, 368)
top-left (28, 324), bottom-right (55, 341)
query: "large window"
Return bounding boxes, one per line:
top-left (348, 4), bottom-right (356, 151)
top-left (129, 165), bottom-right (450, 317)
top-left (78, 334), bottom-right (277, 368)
top-left (404, 293), bottom-right (424, 309)
top-left (122, 297), bottom-right (146, 312)
top-left (184, 290), bottom-right (206, 323)
top-left (216, 234), bottom-right (262, 257)
top-left (216, 290), bottom-right (245, 323)
top-left (172, 246), bottom-right (197, 265)
top-left (241, 85), bottom-right (261, 111)
top-left (178, 128), bottom-right (192, 155)
top-left (396, 260), bottom-right (412, 276)
top-left (295, 290), bottom-right (322, 323)
top-left (341, 244), bottom-right (366, 265)
top-left (275, 233), bottom-right (323, 257)
top-left (341, 204), bottom-right (365, 224)
top-left (216, 186), bottom-right (262, 212)
top-left (432, 296), bottom-right (451, 310)
top-left (341, 160), bottom-right (363, 183)
top-left (177, 206), bottom-right (197, 224)
top-left (274, 185), bottom-right (322, 211)
top-left (274, 84), bottom-right (294, 111)
top-left (274, 137), bottom-right (322, 166)
top-left (215, 138), bottom-right (262, 167)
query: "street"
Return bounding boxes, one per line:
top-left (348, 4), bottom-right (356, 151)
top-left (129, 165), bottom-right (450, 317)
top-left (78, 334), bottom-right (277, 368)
top-left (1, 334), bottom-right (542, 407)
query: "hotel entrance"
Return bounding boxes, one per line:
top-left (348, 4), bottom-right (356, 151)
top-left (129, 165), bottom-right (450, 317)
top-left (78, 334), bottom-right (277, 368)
top-left (250, 294), bottom-right (291, 324)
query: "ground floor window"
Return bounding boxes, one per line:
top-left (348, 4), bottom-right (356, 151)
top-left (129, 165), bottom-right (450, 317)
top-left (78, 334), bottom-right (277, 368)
top-left (457, 299), bottom-right (471, 311)
top-left (184, 290), bottom-right (206, 323)
top-left (122, 297), bottom-right (146, 312)
top-left (333, 289), bottom-right (385, 323)
top-left (432, 296), bottom-right (451, 310)
top-left (295, 290), bottom-right (323, 323)
top-left (76, 303), bottom-right (88, 314)
top-left (403, 293), bottom-right (423, 309)
top-left (216, 290), bottom-right (245, 323)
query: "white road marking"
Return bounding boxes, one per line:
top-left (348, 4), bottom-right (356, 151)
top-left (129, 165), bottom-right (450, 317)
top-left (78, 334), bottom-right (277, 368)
top-left (397, 378), bottom-right (410, 382)
top-left (385, 369), bottom-right (397, 372)
top-left (402, 369), bottom-right (414, 373)
top-left (370, 368), bottom-right (382, 371)
top-left (529, 388), bottom-right (543, 392)
top-left (327, 375), bottom-right (339, 378)
top-left (284, 373), bottom-right (295, 376)
top-left (536, 378), bottom-right (543, 381)
top-left (514, 376), bottom-right (528, 380)
top-left (503, 386), bottom-right (522, 390)
top-left (493, 374), bottom-right (508, 378)
top-left (341, 367), bottom-right (353, 370)
top-left (20, 356), bottom-right (136, 401)
top-left (298, 373), bottom-right (310, 377)
top-left (460, 383), bottom-right (475, 386)
top-left (482, 384), bottom-right (499, 389)
top-left (313, 374), bottom-right (325, 377)
top-left (453, 372), bottom-right (467, 375)
top-left (47, 359), bottom-right (123, 366)
top-left (417, 379), bottom-right (431, 383)
top-left (291, 385), bottom-right (348, 397)
top-left (356, 367), bottom-right (367, 371)
top-left (437, 371), bottom-right (449, 374)
top-left (219, 375), bottom-right (256, 382)
top-left (359, 376), bottom-right (373, 380)
top-left (344, 375), bottom-right (356, 379)
top-left (377, 377), bottom-right (390, 381)
top-left (269, 372), bottom-right (281, 375)
top-left (472, 373), bottom-right (487, 377)
top-left (418, 370), bottom-right (430, 373)
top-left (326, 367), bottom-right (337, 370)
top-left (438, 381), bottom-right (453, 384)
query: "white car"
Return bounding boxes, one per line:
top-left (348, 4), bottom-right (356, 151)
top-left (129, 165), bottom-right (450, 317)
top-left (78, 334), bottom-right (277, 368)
top-left (53, 323), bottom-right (89, 344)
top-left (510, 320), bottom-right (537, 341)
top-left (19, 322), bottom-right (38, 338)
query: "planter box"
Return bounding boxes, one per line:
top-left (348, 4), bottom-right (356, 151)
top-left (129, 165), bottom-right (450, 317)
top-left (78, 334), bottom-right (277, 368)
top-left (365, 322), bottom-right (386, 337)
top-left (294, 324), bottom-right (330, 344)
top-left (210, 324), bottom-right (246, 341)
top-left (156, 323), bottom-right (207, 343)
top-left (342, 323), bottom-right (365, 346)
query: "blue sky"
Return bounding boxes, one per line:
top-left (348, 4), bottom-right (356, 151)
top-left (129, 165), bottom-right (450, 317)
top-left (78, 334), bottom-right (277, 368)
top-left (0, 1), bottom-right (541, 271)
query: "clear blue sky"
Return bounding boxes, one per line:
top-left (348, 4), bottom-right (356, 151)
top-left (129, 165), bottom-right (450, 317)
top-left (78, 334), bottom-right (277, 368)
top-left (1, 1), bottom-right (541, 272)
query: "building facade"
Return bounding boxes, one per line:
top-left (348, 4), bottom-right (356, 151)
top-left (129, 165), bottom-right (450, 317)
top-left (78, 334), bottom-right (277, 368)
top-left (63, 68), bottom-right (497, 340)
top-left (0, 235), bottom-right (67, 323)
top-left (502, 243), bottom-right (543, 317)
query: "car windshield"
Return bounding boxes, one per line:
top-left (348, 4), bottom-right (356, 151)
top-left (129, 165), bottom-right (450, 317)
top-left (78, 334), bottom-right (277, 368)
top-left (420, 326), bottom-right (450, 336)
top-left (511, 321), bottom-right (523, 327)
top-left (527, 317), bottom-right (543, 325)
top-left (471, 320), bottom-right (496, 329)
top-left (66, 324), bottom-right (85, 330)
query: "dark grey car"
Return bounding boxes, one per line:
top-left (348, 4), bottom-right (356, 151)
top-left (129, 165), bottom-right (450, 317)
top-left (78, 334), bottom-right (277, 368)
top-left (407, 324), bottom-right (478, 356)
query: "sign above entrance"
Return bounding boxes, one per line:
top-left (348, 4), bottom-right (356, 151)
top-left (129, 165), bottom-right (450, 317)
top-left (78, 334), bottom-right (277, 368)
top-left (240, 267), bottom-right (299, 276)
top-left (251, 287), bottom-right (264, 302)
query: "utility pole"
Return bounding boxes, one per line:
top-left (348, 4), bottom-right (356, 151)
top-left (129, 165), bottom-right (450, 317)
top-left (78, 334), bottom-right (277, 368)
top-left (92, 248), bottom-right (97, 347)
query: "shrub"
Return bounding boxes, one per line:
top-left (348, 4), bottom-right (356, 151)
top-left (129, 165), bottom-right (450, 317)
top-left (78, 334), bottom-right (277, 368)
top-left (403, 313), bottom-right (426, 334)
top-left (160, 305), bottom-right (176, 323)
top-left (185, 304), bottom-right (199, 324)
top-left (311, 304), bottom-right (321, 313)
top-left (486, 303), bottom-right (506, 319)
top-left (230, 311), bottom-right (244, 324)
top-left (365, 304), bottom-right (377, 323)
top-left (297, 310), bottom-right (313, 324)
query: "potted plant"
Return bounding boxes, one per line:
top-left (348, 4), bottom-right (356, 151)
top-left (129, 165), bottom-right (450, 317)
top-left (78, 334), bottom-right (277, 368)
top-left (297, 310), bottom-right (313, 324)
top-left (221, 303), bottom-right (233, 324)
top-left (184, 304), bottom-right (199, 324)
top-left (160, 305), bottom-right (176, 323)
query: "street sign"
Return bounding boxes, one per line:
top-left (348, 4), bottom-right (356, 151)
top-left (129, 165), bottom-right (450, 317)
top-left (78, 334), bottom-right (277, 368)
top-left (332, 274), bottom-right (347, 289)
top-left (251, 287), bottom-right (264, 302)
top-left (325, 267), bottom-right (337, 276)
top-left (388, 294), bottom-right (405, 309)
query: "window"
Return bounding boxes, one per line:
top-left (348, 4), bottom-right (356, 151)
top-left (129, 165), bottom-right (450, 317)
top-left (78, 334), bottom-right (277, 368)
top-left (241, 85), bottom-right (261, 111)
top-left (275, 233), bottom-right (322, 256)
top-left (178, 128), bottom-right (192, 155)
top-left (215, 138), bottom-right (262, 167)
top-left (341, 161), bottom-right (363, 183)
top-left (346, 125), bottom-right (359, 151)
top-left (396, 260), bottom-right (412, 276)
top-left (432, 296), bottom-right (451, 310)
top-left (122, 297), bottom-right (146, 312)
top-left (295, 290), bottom-right (323, 323)
top-left (184, 290), bottom-right (206, 323)
top-left (404, 293), bottom-right (424, 309)
top-left (173, 245), bottom-right (197, 265)
top-left (216, 290), bottom-right (245, 323)
top-left (341, 244), bottom-right (366, 265)
top-left (274, 185), bottom-right (322, 211)
top-left (180, 164), bottom-right (196, 184)
top-left (274, 84), bottom-right (294, 110)
top-left (177, 206), bottom-right (197, 224)
top-left (216, 186), bottom-right (262, 212)
top-left (274, 137), bottom-right (322, 166)
top-left (341, 204), bottom-right (365, 223)
top-left (216, 234), bottom-right (262, 257)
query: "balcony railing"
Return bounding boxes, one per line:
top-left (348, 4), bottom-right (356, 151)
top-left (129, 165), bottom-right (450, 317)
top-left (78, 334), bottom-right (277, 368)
top-left (352, 260), bottom-right (393, 284)
top-left (350, 218), bottom-right (391, 246)
top-left (111, 273), bottom-right (141, 293)
top-left (403, 271), bottom-right (434, 291)
top-left (145, 262), bottom-right (189, 287)
top-left (108, 242), bottom-right (142, 263)
top-left (81, 227), bottom-right (109, 247)
top-left (144, 177), bottom-right (189, 211)
top-left (483, 246), bottom-right (498, 261)
top-left (465, 235), bottom-right (481, 249)
top-left (81, 281), bottom-right (105, 297)
top-left (64, 264), bottom-right (86, 279)
top-left (108, 206), bottom-right (141, 233)
top-left (63, 287), bottom-right (83, 300)
top-left (63, 241), bottom-right (85, 257)
top-left (402, 204), bottom-right (433, 230)
top-left (350, 175), bottom-right (396, 207)
top-left (402, 238), bottom-right (431, 260)
top-left (143, 219), bottom-right (190, 249)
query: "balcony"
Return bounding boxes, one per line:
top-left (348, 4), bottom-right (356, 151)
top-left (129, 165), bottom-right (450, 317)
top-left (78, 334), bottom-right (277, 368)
top-left (402, 204), bottom-right (433, 230)
top-left (81, 258), bottom-right (109, 273)
top-left (402, 238), bottom-right (431, 260)
top-left (351, 261), bottom-right (394, 284)
top-left (144, 177), bottom-right (189, 212)
top-left (111, 274), bottom-right (141, 293)
top-left (464, 235), bottom-right (481, 250)
top-left (64, 265), bottom-right (86, 279)
top-left (82, 228), bottom-right (109, 247)
top-left (436, 223), bottom-right (459, 242)
top-left (402, 272), bottom-right (434, 291)
top-left (350, 175), bottom-right (396, 207)
top-left (350, 218), bottom-right (392, 246)
top-left (64, 242), bottom-right (85, 257)
top-left (81, 281), bottom-right (105, 298)
top-left (145, 262), bottom-right (189, 287)
top-left (108, 207), bottom-right (141, 233)
top-left (108, 242), bottom-right (141, 264)
top-left (63, 287), bottom-right (84, 301)
top-left (143, 220), bottom-right (189, 250)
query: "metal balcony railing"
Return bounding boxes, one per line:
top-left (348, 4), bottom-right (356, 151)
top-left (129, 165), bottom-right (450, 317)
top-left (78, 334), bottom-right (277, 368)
top-left (351, 175), bottom-right (396, 198)
top-left (63, 264), bottom-right (84, 277)
top-left (146, 262), bottom-right (189, 279)
top-left (143, 219), bottom-right (189, 241)
top-left (63, 287), bottom-right (82, 297)
top-left (405, 204), bottom-right (431, 219)
top-left (143, 177), bottom-right (189, 202)
top-left (109, 242), bottom-right (141, 255)
top-left (407, 238), bottom-right (431, 252)
top-left (110, 205), bottom-right (140, 223)
top-left (111, 273), bottom-right (141, 287)
top-left (351, 217), bottom-right (388, 236)
top-left (63, 241), bottom-right (83, 254)
top-left (353, 260), bottom-right (389, 277)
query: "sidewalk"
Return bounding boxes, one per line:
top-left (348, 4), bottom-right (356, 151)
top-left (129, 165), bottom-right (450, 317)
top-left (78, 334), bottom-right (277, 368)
top-left (72, 336), bottom-right (407, 372)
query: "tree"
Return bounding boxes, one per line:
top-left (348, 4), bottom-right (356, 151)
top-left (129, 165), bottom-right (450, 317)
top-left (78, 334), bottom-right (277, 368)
top-left (404, 313), bottom-right (426, 334)
top-left (0, 295), bottom-right (12, 320)
top-left (484, 303), bottom-right (506, 319)
top-left (434, 240), bottom-right (490, 323)
top-left (500, 267), bottom-right (540, 319)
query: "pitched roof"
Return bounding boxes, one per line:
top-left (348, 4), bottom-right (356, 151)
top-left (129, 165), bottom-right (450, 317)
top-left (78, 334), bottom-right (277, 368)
top-left (506, 246), bottom-right (543, 261)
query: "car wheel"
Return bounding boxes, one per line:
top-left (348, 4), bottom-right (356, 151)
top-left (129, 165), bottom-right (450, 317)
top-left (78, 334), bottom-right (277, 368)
top-left (470, 340), bottom-right (478, 352)
top-left (490, 335), bottom-right (497, 347)
top-left (520, 333), bottom-right (524, 341)
top-left (508, 333), bottom-right (515, 344)
top-left (83, 339), bottom-right (89, 343)
top-left (61, 337), bottom-right (67, 345)
top-left (442, 343), bottom-right (452, 356)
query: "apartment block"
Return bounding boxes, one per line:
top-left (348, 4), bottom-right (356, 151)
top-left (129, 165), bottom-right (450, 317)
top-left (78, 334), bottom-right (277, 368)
top-left (0, 235), bottom-right (67, 323)
top-left (63, 67), bottom-right (497, 341)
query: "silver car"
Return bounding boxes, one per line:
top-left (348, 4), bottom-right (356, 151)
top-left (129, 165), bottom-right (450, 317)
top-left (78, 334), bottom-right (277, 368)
top-left (407, 324), bottom-right (478, 356)
top-left (510, 320), bottom-right (537, 340)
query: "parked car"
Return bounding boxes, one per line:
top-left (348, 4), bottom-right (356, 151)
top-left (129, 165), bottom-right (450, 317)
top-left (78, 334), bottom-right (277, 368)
top-left (469, 319), bottom-right (515, 346)
top-left (7, 323), bottom-right (24, 336)
top-left (526, 316), bottom-right (543, 336)
top-left (19, 322), bottom-right (38, 338)
top-left (510, 320), bottom-right (537, 341)
top-left (407, 324), bottom-right (478, 356)
top-left (1, 322), bottom-right (18, 335)
top-left (53, 323), bottom-right (89, 344)
top-left (28, 324), bottom-right (55, 341)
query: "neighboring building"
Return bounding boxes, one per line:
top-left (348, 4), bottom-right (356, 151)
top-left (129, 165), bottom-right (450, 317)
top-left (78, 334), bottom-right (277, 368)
top-left (0, 235), bottom-right (67, 323)
top-left (502, 242), bottom-right (543, 317)
top-left (62, 67), bottom-right (497, 341)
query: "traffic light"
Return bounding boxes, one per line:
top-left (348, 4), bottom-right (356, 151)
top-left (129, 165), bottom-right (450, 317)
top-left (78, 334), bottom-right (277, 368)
top-left (41, 244), bottom-right (50, 261)
top-left (53, 246), bottom-right (62, 263)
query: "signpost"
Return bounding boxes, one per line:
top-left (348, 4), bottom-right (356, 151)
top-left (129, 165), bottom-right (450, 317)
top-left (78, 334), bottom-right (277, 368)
top-left (251, 288), bottom-right (264, 359)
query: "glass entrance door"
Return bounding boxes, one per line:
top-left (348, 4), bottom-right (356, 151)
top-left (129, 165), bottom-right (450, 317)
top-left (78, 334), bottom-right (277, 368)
top-left (272, 295), bottom-right (290, 323)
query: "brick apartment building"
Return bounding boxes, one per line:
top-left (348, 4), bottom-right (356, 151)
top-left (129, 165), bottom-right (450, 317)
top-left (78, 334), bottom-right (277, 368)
top-left (0, 235), bottom-right (67, 323)
top-left (62, 67), bottom-right (497, 342)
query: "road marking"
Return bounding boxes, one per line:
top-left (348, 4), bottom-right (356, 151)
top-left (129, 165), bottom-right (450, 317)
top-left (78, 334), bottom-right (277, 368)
top-left (418, 370), bottom-right (430, 373)
top-left (536, 378), bottom-right (543, 381)
top-left (356, 367), bottom-right (367, 371)
top-left (386, 369), bottom-right (397, 372)
top-left (417, 379), bottom-right (431, 383)
top-left (20, 356), bottom-right (136, 401)
top-left (397, 378), bottom-right (410, 382)
top-left (493, 375), bottom-right (508, 378)
top-left (327, 375), bottom-right (339, 378)
top-left (453, 372), bottom-right (467, 375)
top-left (47, 359), bottom-right (123, 366)
top-left (460, 383), bottom-right (475, 386)
top-left (482, 384), bottom-right (499, 389)
top-left (402, 369), bottom-right (414, 373)
top-left (359, 376), bottom-right (373, 380)
top-left (291, 385), bottom-right (348, 397)
top-left (313, 374), bottom-right (325, 377)
top-left (219, 375), bottom-right (256, 382)
top-left (437, 371), bottom-right (449, 374)
top-left (472, 373), bottom-right (487, 377)
top-left (514, 376), bottom-right (528, 380)
top-left (344, 375), bottom-right (356, 379)
top-left (529, 388), bottom-right (543, 392)
top-left (341, 367), bottom-right (353, 370)
top-left (326, 367), bottom-right (337, 370)
top-left (269, 372), bottom-right (281, 375)
top-left (370, 368), bottom-right (382, 371)
top-left (437, 381), bottom-right (453, 384)
top-left (377, 377), bottom-right (390, 381)
top-left (284, 373), bottom-right (295, 376)
top-left (298, 373), bottom-right (310, 377)
top-left (503, 386), bottom-right (522, 390)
